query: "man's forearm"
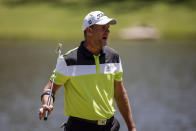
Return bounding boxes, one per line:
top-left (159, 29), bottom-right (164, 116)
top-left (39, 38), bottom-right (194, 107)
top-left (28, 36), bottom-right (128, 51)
top-left (114, 81), bottom-right (136, 130)
top-left (41, 80), bottom-right (59, 106)
top-left (115, 92), bottom-right (136, 130)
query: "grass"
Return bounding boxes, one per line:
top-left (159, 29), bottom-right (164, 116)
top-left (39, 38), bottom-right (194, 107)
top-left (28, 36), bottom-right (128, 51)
top-left (0, 1), bottom-right (196, 42)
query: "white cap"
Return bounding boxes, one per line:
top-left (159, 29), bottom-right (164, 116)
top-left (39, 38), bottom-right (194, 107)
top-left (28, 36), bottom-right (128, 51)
top-left (82, 11), bottom-right (117, 31)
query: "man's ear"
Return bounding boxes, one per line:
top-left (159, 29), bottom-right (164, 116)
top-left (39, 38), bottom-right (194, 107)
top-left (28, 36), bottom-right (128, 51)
top-left (86, 27), bottom-right (93, 36)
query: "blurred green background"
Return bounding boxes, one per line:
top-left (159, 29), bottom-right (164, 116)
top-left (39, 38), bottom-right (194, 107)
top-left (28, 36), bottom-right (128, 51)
top-left (0, 0), bottom-right (196, 41)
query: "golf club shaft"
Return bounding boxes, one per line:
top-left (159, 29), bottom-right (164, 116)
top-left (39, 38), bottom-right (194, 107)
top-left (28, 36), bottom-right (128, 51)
top-left (43, 43), bottom-right (62, 121)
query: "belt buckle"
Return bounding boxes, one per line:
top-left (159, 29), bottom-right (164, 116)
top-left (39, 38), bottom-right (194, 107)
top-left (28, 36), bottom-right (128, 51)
top-left (97, 119), bottom-right (107, 125)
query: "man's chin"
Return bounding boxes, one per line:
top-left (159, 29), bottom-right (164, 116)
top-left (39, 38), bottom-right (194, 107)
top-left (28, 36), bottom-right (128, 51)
top-left (102, 40), bottom-right (107, 46)
top-left (98, 39), bottom-right (107, 47)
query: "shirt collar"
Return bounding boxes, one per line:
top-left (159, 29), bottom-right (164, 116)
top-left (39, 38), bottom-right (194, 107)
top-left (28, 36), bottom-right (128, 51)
top-left (79, 41), bottom-right (105, 57)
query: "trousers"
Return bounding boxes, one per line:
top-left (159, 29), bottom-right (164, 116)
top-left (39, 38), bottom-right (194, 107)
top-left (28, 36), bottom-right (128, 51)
top-left (64, 116), bottom-right (120, 131)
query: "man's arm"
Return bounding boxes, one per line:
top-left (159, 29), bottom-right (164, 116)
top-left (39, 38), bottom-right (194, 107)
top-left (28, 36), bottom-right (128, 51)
top-left (114, 80), bottom-right (136, 131)
top-left (39, 80), bottom-right (61, 120)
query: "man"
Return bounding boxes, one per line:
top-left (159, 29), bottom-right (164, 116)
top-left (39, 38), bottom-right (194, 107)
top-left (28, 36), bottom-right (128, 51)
top-left (39, 11), bottom-right (136, 131)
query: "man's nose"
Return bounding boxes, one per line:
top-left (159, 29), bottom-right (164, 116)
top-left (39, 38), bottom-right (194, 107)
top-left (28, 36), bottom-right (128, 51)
top-left (105, 29), bottom-right (110, 33)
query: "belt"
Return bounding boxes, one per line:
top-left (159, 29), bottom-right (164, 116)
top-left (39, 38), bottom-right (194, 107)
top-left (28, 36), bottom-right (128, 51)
top-left (69, 116), bottom-right (114, 126)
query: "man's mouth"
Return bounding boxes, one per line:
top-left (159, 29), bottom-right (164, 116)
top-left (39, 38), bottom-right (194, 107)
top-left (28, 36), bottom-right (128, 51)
top-left (102, 37), bottom-right (107, 40)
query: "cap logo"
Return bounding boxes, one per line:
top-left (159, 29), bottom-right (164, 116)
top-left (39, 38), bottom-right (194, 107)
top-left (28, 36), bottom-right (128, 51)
top-left (97, 13), bottom-right (105, 19)
top-left (88, 20), bottom-right (92, 25)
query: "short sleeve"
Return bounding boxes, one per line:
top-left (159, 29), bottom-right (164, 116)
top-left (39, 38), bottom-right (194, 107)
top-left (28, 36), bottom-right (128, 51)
top-left (114, 57), bottom-right (123, 81)
top-left (50, 55), bottom-right (69, 85)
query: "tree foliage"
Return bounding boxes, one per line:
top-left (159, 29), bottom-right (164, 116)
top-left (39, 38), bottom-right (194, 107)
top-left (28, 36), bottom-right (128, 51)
top-left (1, 0), bottom-right (195, 5)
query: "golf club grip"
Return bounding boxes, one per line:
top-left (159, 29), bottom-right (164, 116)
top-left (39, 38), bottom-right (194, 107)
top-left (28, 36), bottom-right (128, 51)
top-left (44, 110), bottom-right (48, 121)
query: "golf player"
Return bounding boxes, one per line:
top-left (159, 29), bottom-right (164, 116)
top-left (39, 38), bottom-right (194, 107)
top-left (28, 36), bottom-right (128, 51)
top-left (39, 11), bottom-right (136, 131)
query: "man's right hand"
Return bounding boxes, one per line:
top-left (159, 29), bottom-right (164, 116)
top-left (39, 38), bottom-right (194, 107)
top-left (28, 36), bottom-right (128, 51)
top-left (39, 104), bottom-right (53, 120)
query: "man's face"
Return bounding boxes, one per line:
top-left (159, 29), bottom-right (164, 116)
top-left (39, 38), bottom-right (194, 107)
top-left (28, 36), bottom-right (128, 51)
top-left (90, 24), bottom-right (110, 47)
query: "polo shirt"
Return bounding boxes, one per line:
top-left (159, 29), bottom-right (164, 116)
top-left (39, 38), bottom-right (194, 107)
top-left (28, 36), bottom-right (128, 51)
top-left (50, 41), bottom-right (123, 120)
